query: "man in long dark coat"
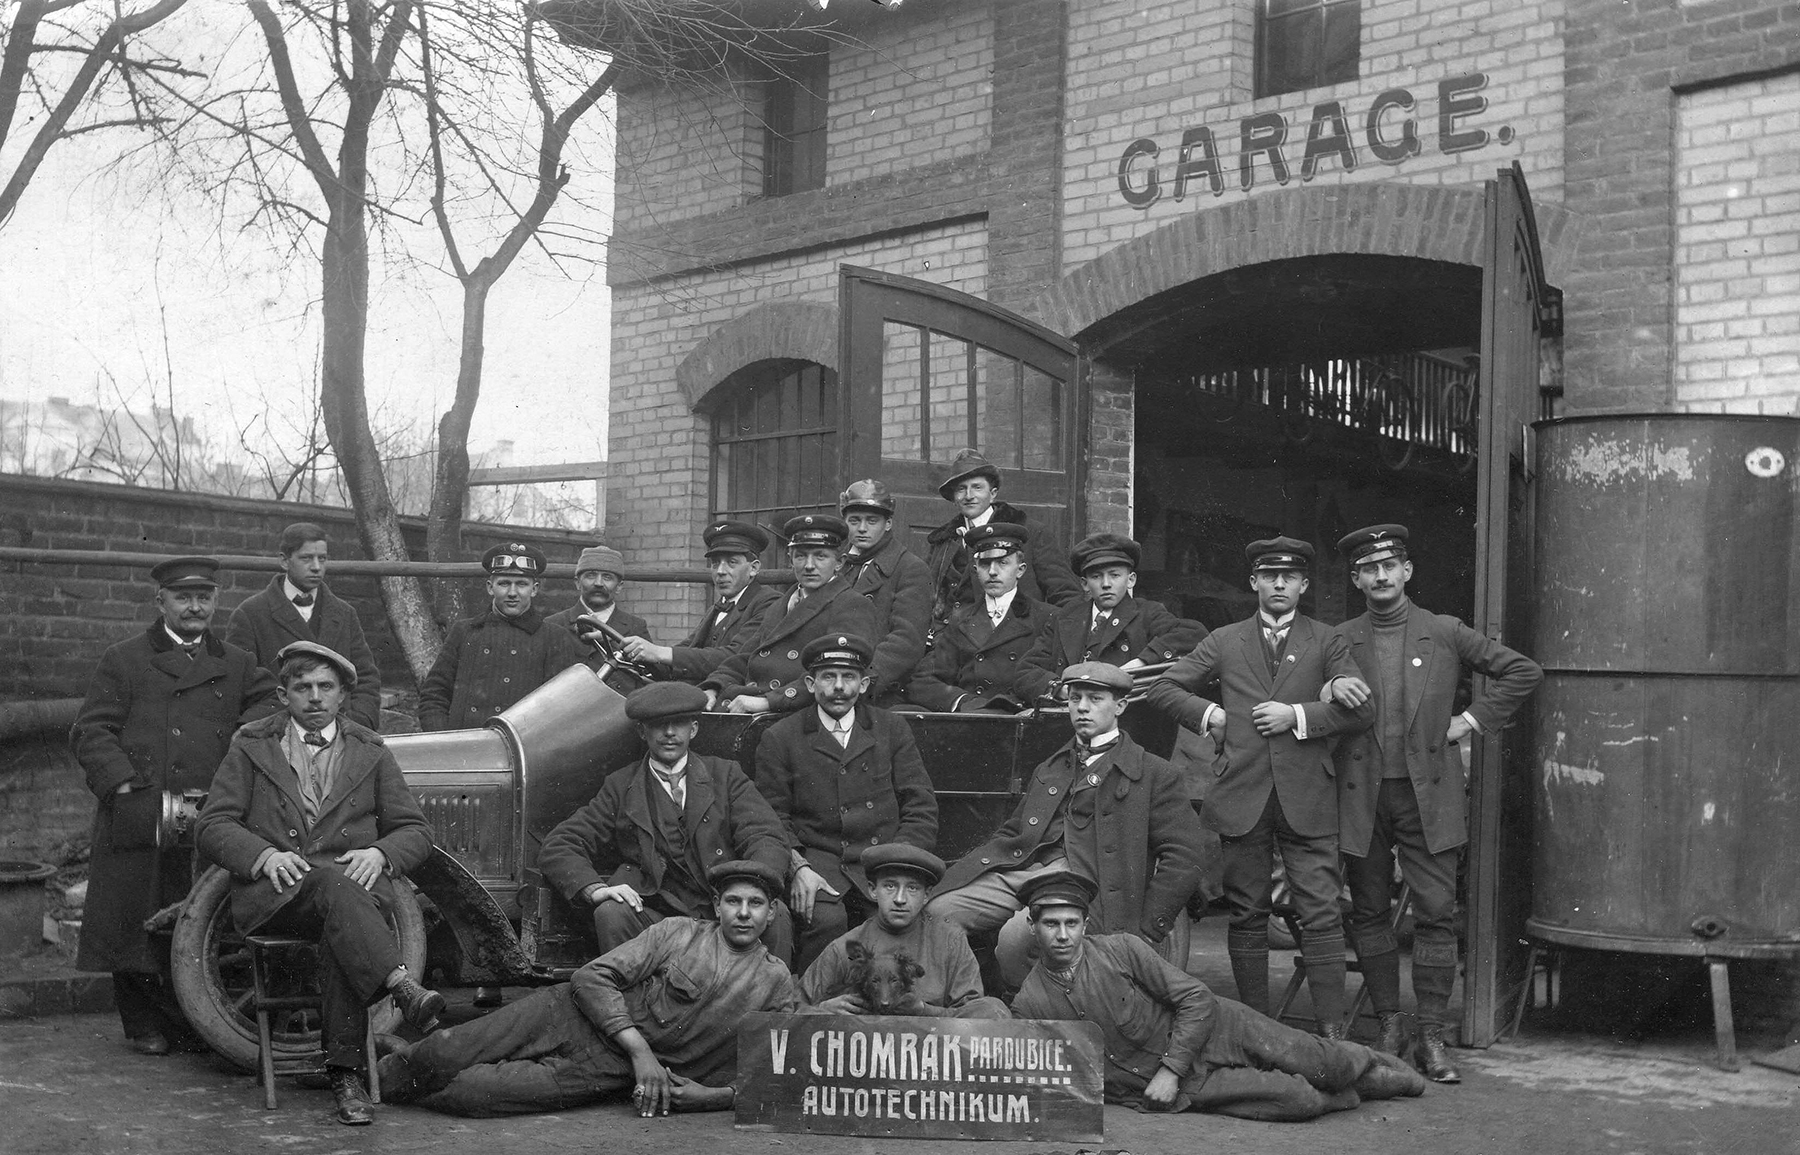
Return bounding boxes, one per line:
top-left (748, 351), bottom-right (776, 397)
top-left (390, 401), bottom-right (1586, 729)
top-left (924, 448), bottom-right (1082, 623)
top-left (618, 520), bottom-right (782, 682)
top-left (836, 479), bottom-right (933, 699)
top-left (904, 522), bottom-right (1052, 712)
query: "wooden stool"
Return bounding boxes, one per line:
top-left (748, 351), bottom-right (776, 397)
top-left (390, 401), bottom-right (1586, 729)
top-left (1274, 882), bottom-right (1414, 1033)
top-left (246, 935), bottom-right (380, 1109)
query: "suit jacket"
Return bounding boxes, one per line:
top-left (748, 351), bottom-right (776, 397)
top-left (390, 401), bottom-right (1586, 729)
top-left (545, 602), bottom-right (653, 645)
top-left (1015, 596), bottom-right (1207, 702)
top-left (1329, 602), bottom-right (1544, 856)
top-left (664, 583), bottom-right (784, 683)
top-left (840, 534), bottom-right (933, 696)
top-left (72, 624), bottom-right (279, 972)
top-left (936, 732), bottom-right (1204, 944)
top-left (925, 501), bottom-right (1083, 622)
top-left (752, 705), bottom-right (938, 893)
top-left (225, 576), bottom-right (382, 729)
top-left (904, 593), bottom-right (1052, 711)
top-left (416, 607), bottom-right (588, 731)
top-left (196, 711), bottom-right (433, 934)
top-left (701, 577), bottom-right (881, 711)
top-left (537, 753), bottom-right (789, 912)
top-left (1144, 614), bottom-right (1371, 839)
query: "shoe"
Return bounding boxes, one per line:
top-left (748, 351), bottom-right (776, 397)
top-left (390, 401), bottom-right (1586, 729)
top-left (1375, 1011), bottom-right (1409, 1057)
top-left (126, 1032), bottom-right (171, 1056)
top-left (1321, 1021), bottom-right (1347, 1042)
top-left (1354, 1051), bottom-right (1427, 1099)
top-left (1417, 1025), bottom-right (1461, 1084)
top-left (329, 1068), bottom-right (375, 1125)
top-left (389, 976), bottom-right (446, 1034)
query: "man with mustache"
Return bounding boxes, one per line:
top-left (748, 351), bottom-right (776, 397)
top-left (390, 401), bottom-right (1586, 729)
top-left (417, 543), bottom-right (588, 732)
top-left (546, 544), bottom-right (653, 650)
top-left (617, 520), bottom-right (782, 683)
top-left (73, 556), bottom-right (279, 1057)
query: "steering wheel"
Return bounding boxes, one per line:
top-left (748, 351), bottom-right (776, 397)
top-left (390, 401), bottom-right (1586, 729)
top-left (574, 613), bottom-right (655, 685)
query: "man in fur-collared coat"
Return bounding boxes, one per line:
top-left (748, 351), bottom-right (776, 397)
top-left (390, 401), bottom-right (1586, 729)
top-left (924, 449), bottom-right (1082, 623)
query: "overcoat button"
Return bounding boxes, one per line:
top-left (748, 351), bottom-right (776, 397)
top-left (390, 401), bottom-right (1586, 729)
top-left (980, 857), bottom-right (991, 865)
top-left (1048, 787), bottom-right (1059, 795)
top-left (784, 688), bottom-right (797, 698)
top-left (760, 650), bottom-right (770, 657)
top-left (1012, 849), bottom-right (1023, 857)
top-left (1028, 817), bottom-right (1039, 825)
top-left (769, 680), bottom-right (781, 689)
top-left (287, 829), bottom-right (299, 837)
top-left (865, 801), bottom-right (874, 809)
top-left (870, 837), bottom-right (878, 844)
top-left (788, 650), bottom-right (800, 660)
top-left (171, 727), bottom-right (181, 736)
top-left (502, 677), bottom-right (511, 684)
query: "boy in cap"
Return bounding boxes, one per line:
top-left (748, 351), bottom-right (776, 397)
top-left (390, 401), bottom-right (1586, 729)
top-left (619, 520), bottom-right (782, 682)
top-left (73, 556), bottom-right (279, 1056)
top-left (226, 522), bottom-right (382, 729)
top-left (1015, 532), bottom-right (1206, 703)
top-left (197, 640), bottom-right (442, 1125)
top-left (1321, 524), bottom-right (1542, 1082)
top-left (801, 843), bottom-right (1008, 1019)
top-left (546, 543), bottom-right (653, 645)
top-left (539, 681), bottom-right (794, 961)
top-left (904, 522), bottom-right (1054, 712)
top-left (701, 513), bottom-right (880, 714)
top-left (927, 662), bottom-right (1204, 988)
top-left (417, 542), bottom-right (588, 731)
top-left (925, 448), bottom-right (1082, 624)
top-left (377, 861), bottom-right (802, 1117)
top-left (1012, 868), bottom-right (1425, 1120)
top-left (1145, 537), bottom-right (1373, 1036)
top-left (752, 633), bottom-right (938, 972)
top-left (837, 479), bottom-right (933, 698)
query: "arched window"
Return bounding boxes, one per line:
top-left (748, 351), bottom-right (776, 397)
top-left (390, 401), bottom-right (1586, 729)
top-left (708, 359), bottom-right (840, 556)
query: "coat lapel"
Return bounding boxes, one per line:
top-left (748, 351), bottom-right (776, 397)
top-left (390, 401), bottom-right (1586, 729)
top-left (1239, 622), bottom-right (1274, 692)
top-left (1404, 604), bottom-right (1433, 728)
top-left (245, 727), bottom-right (309, 823)
top-left (681, 765), bottom-right (715, 843)
top-left (768, 579), bottom-right (840, 642)
top-left (1088, 600), bottom-right (1133, 655)
top-left (1270, 619), bottom-right (1311, 696)
top-left (312, 734), bottom-right (380, 824)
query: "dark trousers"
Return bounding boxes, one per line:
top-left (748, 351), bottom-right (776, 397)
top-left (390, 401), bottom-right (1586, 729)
top-left (380, 984), bottom-right (630, 1117)
top-left (1343, 779), bottom-right (1461, 1025)
top-left (258, 867), bottom-right (403, 1070)
top-left (112, 966), bottom-right (192, 1044)
top-left (795, 885), bottom-right (873, 975)
top-left (1181, 997), bottom-right (1375, 1120)
top-left (1219, 791), bottom-right (1346, 1022)
top-left (593, 897), bottom-right (795, 966)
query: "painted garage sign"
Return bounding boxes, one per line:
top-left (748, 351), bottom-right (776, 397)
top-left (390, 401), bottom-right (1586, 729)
top-left (1115, 73), bottom-right (1510, 207)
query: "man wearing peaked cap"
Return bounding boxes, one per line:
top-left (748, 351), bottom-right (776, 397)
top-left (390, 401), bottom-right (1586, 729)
top-left (750, 631), bottom-right (938, 973)
top-left (417, 541), bottom-right (587, 732)
top-left (1321, 524), bottom-right (1542, 1082)
top-left (548, 544), bottom-right (653, 654)
top-left (1014, 532), bottom-right (1207, 703)
top-left (837, 479), bottom-right (933, 702)
top-left (540, 681), bottom-right (794, 961)
top-left (1146, 535), bottom-right (1372, 1039)
top-left (905, 521), bottom-right (1054, 713)
top-left (620, 520), bottom-right (782, 683)
top-left (700, 512), bottom-right (880, 715)
top-left (925, 448), bottom-right (1082, 625)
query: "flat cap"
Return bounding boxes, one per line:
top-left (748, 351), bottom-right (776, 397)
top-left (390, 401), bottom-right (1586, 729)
top-left (782, 512), bottom-right (849, 550)
top-left (861, 843), bottom-right (946, 886)
top-left (151, 556), bottom-right (221, 589)
top-left (1059, 661), bottom-right (1133, 695)
top-left (482, 541), bottom-right (547, 577)
top-left (937, 448), bottom-right (1001, 500)
top-left (1247, 536), bottom-right (1315, 572)
top-left (703, 519), bottom-right (769, 559)
top-left (275, 640), bottom-right (357, 686)
top-left (1018, 868), bottom-right (1099, 914)
top-left (801, 632), bottom-right (874, 672)
top-left (1338, 524), bottom-right (1410, 567)
top-left (839, 479), bottom-right (896, 516)
top-left (708, 859), bottom-right (784, 899)
top-left (1070, 532), bottom-right (1140, 575)
top-left (624, 681), bottom-right (708, 723)
top-left (575, 545), bottom-right (626, 576)
top-left (966, 521), bottom-right (1029, 561)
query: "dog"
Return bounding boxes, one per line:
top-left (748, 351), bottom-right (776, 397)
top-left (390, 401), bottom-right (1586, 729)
top-left (841, 941), bottom-right (926, 1015)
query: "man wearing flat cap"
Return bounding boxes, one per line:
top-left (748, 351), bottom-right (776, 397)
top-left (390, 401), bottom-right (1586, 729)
top-left (1011, 868), bottom-right (1425, 1121)
top-left (198, 641), bottom-right (443, 1125)
top-left (1320, 524), bottom-right (1542, 1083)
top-left (539, 681), bottom-right (794, 961)
top-left (619, 520), bottom-right (782, 682)
top-left (927, 662), bottom-right (1204, 989)
top-left (1015, 532), bottom-right (1207, 703)
top-left (546, 543), bottom-right (653, 648)
top-left (925, 448), bottom-right (1082, 625)
top-left (377, 860), bottom-right (802, 1117)
top-left (701, 513), bottom-right (880, 714)
top-left (905, 522), bottom-right (1054, 713)
top-left (417, 542), bottom-right (588, 732)
top-left (73, 556), bottom-right (279, 1057)
top-left (1146, 537), bottom-right (1373, 1037)
top-left (752, 633), bottom-right (938, 972)
top-left (801, 843), bottom-right (1008, 1019)
top-left (837, 479), bottom-right (933, 698)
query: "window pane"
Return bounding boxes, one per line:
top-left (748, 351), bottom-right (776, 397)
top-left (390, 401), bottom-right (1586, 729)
top-left (1259, 0), bottom-right (1360, 98)
top-left (1321, 4), bottom-right (1360, 86)
top-left (1021, 367), bottom-right (1064, 472)
top-left (881, 322), bottom-right (924, 461)
top-left (975, 347), bottom-right (1021, 469)
top-left (928, 331), bottom-right (974, 465)
top-left (709, 360), bottom-right (840, 545)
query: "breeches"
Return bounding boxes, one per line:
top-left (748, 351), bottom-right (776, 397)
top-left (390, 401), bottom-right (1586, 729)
top-left (1344, 780), bottom-right (1459, 968)
top-left (1219, 791), bottom-right (1342, 935)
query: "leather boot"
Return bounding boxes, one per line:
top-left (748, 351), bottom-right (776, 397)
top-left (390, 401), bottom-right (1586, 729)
top-left (328, 1068), bottom-right (375, 1125)
top-left (1417, 1024), bottom-right (1461, 1084)
top-left (1354, 1051), bottom-right (1427, 1100)
top-left (389, 975), bottom-right (447, 1034)
top-left (1322, 1020), bottom-right (1347, 1041)
top-left (1376, 1011), bottom-right (1409, 1057)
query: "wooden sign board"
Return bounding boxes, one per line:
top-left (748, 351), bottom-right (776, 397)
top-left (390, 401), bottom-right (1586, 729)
top-left (735, 1013), bottom-right (1105, 1141)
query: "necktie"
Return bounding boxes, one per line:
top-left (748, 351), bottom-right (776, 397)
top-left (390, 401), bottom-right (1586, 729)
top-left (293, 591), bottom-right (315, 607)
top-left (832, 721), bottom-right (850, 748)
top-left (658, 772), bottom-right (685, 809)
top-left (302, 730), bottom-right (329, 748)
top-left (179, 641), bottom-right (200, 659)
top-left (1263, 624), bottom-right (1289, 647)
top-left (713, 600), bottom-right (732, 615)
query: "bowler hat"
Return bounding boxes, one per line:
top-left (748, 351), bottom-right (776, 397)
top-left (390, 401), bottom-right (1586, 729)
top-left (1070, 533), bottom-right (1140, 575)
top-left (937, 449), bottom-right (1001, 500)
top-left (782, 513), bottom-right (849, 550)
top-left (801, 632), bottom-right (874, 672)
top-left (1338, 524), bottom-right (1410, 566)
top-left (862, 843), bottom-right (946, 887)
top-left (708, 859), bottom-right (783, 900)
top-left (482, 542), bottom-right (547, 577)
top-left (150, 556), bottom-right (220, 589)
top-left (1018, 868), bottom-right (1099, 914)
top-left (839, 479), bottom-right (897, 516)
top-left (275, 640), bottom-right (357, 686)
top-left (625, 681), bottom-right (708, 723)
top-left (1246, 536), bottom-right (1315, 572)
top-left (1058, 661), bottom-right (1133, 695)
top-left (703, 520), bottom-right (769, 559)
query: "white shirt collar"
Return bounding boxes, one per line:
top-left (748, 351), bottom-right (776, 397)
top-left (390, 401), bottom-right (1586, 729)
top-left (965, 506), bottom-right (996, 530)
top-left (163, 623), bottom-right (201, 648)
top-left (283, 577), bottom-right (311, 602)
top-left (648, 753), bottom-right (689, 781)
top-left (817, 705), bottom-right (856, 734)
top-left (586, 603), bottom-right (616, 623)
top-left (1259, 610), bottom-right (1297, 630)
top-left (985, 586), bottom-right (1019, 620)
top-left (288, 717), bottom-right (339, 746)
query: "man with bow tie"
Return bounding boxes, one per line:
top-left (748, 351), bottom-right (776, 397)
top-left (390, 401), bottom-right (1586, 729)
top-left (537, 682), bottom-right (794, 961)
top-left (73, 556), bottom-right (279, 1058)
top-left (926, 662), bottom-right (1204, 989)
top-left (904, 521), bottom-right (1051, 712)
top-left (618, 521), bottom-right (782, 683)
top-left (226, 523), bottom-right (382, 729)
top-left (1145, 537), bottom-right (1373, 1039)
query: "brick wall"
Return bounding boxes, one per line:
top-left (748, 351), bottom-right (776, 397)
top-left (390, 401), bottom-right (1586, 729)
top-left (613, 73), bottom-right (758, 234)
top-left (1673, 71), bottom-right (1800, 413)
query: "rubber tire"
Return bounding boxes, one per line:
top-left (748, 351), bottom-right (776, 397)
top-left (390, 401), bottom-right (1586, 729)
top-left (170, 864), bottom-right (427, 1072)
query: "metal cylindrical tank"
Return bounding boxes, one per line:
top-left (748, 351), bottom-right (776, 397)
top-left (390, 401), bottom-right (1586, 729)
top-left (1530, 414), bottom-right (1800, 957)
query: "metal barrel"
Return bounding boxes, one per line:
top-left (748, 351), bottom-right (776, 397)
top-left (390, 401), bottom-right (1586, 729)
top-left (1529, 414), bottom-right (1800, 957)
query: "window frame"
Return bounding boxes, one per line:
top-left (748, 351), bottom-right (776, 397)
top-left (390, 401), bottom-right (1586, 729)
top-left (761, 55), bottom-right (829, 198)
top-left (1254, 0), bottom-right (1361, 100)
top-left (706, 359), bottom-right (841, 559)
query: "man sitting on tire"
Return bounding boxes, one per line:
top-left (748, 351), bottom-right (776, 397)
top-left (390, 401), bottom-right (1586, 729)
top-left (196, 640), bottom-right (444, 1126)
